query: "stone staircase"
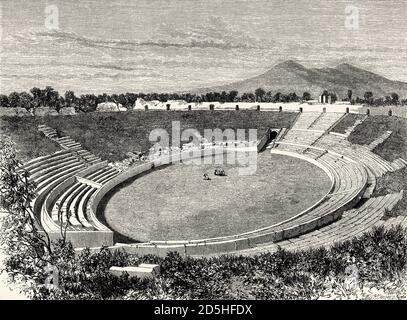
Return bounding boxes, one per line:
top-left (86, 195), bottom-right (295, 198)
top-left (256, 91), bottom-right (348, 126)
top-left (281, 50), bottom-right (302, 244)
top-left (367, 131), bottom-right (392, 150)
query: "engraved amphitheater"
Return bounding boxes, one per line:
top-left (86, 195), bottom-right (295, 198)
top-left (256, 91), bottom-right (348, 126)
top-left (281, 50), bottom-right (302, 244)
top-left (12, 106), bottom-right (406, 259)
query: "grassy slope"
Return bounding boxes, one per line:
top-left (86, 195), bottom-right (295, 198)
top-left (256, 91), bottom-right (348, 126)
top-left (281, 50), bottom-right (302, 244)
top-left (347, 115), bottom-right (407, 217)
top-left (0, 116), bottom-right (61, 162)
top-left (348, 115), bottom-right (407, 162)
top-left (35, 110), bottom-right (297, 162)
top-left (374, 167), bottom-right (407, 217)
top-left (330, 113), bottom-right (365, 134)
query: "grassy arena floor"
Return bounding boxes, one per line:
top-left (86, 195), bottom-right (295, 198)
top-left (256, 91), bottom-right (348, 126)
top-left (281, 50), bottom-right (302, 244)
top-left (101, 153), bottom-right (331, 242)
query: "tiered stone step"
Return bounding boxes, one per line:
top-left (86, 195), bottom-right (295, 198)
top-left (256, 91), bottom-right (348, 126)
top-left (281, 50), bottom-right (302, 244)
top-left (50, 166), bottom-right (119, 231)
top-left (362, 167), bottom-right (377, 199)
top-left (277, 130), bottom-right (324, 153)
top-left (38, 124), bottom-right (58, 138)
top-left (30, 163), bottom-right (88, 223)
top-left (29, 158), bottom-right (81, 184)
top-left (391, 158), bottom-right (407, 171)
top-left (309, 112), bottom-right (345, 132)
top-left (367, 131), bottom-right (392, 150)
top-left (19, 150), bottom-right (72, 172)
top-left (38, 125), bottom-right (101, 164)
top-left (233, 191), bottom-right (403, 256)
top-left (75, 149), bottom-right (101, 163)
top-left (276, 113), bottom-right (345, 154)
top-left (303, 148), bottom-right (327, 160)
top-left (315, 133), bottom-right (394, 177)
top-left (55, 136), bottom-right (82, 150)
top-left (377, 214), bottom-right (407, 228)
top-left (291, 112), bottom-right (322, 129)
top-left (343, 115), bottom-right (368, 137)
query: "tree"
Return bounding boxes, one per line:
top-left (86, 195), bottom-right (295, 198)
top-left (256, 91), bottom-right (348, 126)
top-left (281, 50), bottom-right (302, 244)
top-left (302, 92), bottom-right (311, 101)
top-left (0, 138), bottom-right (79, 297)
top-left (43, 86), bottom-right (60, 111)
top-left (228, 90), bottom-right (239, 102)
top-left (19, 92), bottom-right (33, 110)
top-left (0, 138), bottom-right (52, 264)
top-left (64, 91), bottom-right (77, 108)
top-left (30, 87), bottom-right (44, 110)
top-left (8, 92), bottom-right (21, 108)
top-left (255, 88), bottom-right (266, 102)
top-left (264, 91), bottom-right (273, 102)
top-left (78, 94), bottom-right (98, 113)
top-left (390, 93), bottom-right (399, 105)
top-left (0, 94), bottom-right (10, 108)
top-left (364, 91), bottom-right (374, 105)
top-left (287, 92), bottom-right (299, 102)
top-left (273, 92), bottom-right (282, 102)
top-left (347, 90), bottom-right (353, 101)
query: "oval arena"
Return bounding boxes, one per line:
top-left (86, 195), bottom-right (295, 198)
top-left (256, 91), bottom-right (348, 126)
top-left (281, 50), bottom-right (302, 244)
top-left (17, 109), bottom-right (406, 257)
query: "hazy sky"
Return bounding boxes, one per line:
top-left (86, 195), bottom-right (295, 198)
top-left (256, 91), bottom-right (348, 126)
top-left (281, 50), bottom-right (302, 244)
top-left (0, 0), bottom-right (406, 94)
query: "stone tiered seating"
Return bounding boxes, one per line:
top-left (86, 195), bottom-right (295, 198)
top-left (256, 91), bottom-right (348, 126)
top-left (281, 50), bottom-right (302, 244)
top-left (38, 124), bottom-right (58, 138)
top-left (73, 167), bottom-right (119, 229)
top-left (25, 152), bottom-right (88, 222)
top-left (33, 161), bottom-right (85, 193)
top-left (20, 125), bottom-right (119, 244)
top-left (338, 114), bottom-right (368, 137)
top-left (315, 133), bottom-right (395, 177)
top-left (277, 131), bottom-right (323, 153)
top-left (367, 131), bottom-right (393, 150)
top-left (55, 136), bottom-right (82, 150)
top-left (38, 124), bottom-right (102, 164)
top-left (275, 112), bottom-right (345, 154)
top-left (391, 158), bottom-right (407, 171)
top-left (232, 191), bottom-right (403, 256)
top-left (303, 148), bottom-right (327, 160)
top-left (49, 166), bottom-right (119, 231)
top-left (377, 214), bottom-right (407, 229)
top-left (20, 150), bottom-right (71, 172)
top-left (74, 149), bottom-right (101, 164)
top-left (263, 152), bottom-right (366, 229)
top-left (291, 112), bottom-right (322, 129)
top-left (277, 191), bottom-right (403, 252)
top-left (308, 112), bottom-right (344, 132)
top-left (30, 158), bottom-right (83, 184)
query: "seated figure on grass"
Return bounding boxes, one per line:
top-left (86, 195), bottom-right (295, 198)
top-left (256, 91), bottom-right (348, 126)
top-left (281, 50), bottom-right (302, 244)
top-left (214, 168), bottom-right (226, 177)
top-left (203, 173), bottom-right (211, 181)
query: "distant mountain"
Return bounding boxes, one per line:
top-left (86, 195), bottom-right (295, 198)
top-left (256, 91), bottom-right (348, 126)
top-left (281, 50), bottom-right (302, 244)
top-left (191, 60), bottom-right (407, 99)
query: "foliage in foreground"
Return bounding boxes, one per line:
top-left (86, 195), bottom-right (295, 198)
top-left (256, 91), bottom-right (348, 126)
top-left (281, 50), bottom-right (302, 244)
top-left (1, 225), bottom-right (406, 300)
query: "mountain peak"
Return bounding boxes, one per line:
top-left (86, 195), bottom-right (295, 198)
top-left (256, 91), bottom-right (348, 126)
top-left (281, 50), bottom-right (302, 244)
top-left (336, 62), bottom-right (354, 68)
top-left (273, 60), bottom-right (306, 70)
top-left (335, 62), bottom-right (363, 72)
top-left (191, 61), bottom-right (407, 99)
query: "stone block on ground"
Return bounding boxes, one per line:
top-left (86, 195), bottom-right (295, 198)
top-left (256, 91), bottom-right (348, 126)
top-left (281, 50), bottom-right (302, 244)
top-left (109, 264), bottom-right (161, 279)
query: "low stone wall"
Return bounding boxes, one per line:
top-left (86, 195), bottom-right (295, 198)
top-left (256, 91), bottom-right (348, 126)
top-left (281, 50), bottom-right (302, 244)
top-left (49, 230), bottom-right (114, 248)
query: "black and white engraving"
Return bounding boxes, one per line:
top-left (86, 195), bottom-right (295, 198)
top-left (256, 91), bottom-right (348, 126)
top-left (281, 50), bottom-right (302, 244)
top-left (0, 0), bottom-right (407, 302)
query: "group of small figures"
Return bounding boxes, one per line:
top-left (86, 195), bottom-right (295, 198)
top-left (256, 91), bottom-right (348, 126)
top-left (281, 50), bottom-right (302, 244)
top-left (203, 168), bottom-right (227, 180)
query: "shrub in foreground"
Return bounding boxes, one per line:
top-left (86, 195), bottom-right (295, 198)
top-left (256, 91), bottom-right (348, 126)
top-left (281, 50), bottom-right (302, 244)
top-left (2, 225), bottom-right (406, 300)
